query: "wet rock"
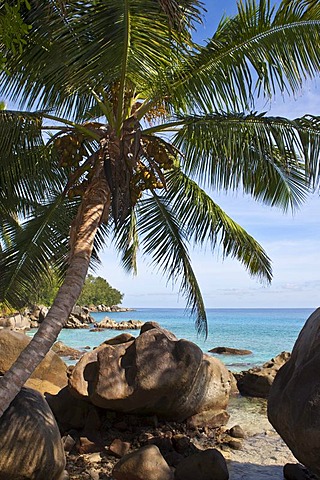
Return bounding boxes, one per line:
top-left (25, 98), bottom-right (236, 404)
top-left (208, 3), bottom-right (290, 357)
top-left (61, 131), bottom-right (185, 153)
top-left (235, 351), bottom-right (290, 398)
top-left (52, 341), bottom-right (83, 360)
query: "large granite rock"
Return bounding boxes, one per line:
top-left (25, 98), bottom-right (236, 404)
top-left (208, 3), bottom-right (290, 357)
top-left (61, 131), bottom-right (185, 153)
top-left (174, 448), bottom-right (229, 480)
top-left (0, 330), bottom-right (68, 395)
top-left (0, 387), bottom-right (66, 480)
top-left (235, 351), bottom-right (290, 398)
top-left (268, 308), bottom-right (320, 476)
top-left (64, 305), bottom-right (95, 328)
top-left (69, 322), bottom-right (231, 425)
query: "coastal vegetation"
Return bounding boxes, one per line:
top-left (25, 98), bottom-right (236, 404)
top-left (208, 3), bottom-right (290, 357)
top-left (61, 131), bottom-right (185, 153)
top-left (77, 275), bottom-right (123, 307)
top-left (0, 0), bottom-right (320, 418)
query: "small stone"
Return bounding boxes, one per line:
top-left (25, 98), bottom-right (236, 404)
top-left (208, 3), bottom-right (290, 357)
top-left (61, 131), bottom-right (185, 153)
top-left (147, 435), bottom-right (173, 454)
top-left (227, 438), bottom-right (243, 450)
top-left (112, 444), bottom-right (174, 480)
top-left (228, 425), bottom-right (245, 439)
top-left (62, 434), bottom-right (76, 452)
top-left (86, 453), bottom-right (102, 463)
top-left (109, 438), bottom-right (131, 458)
top-left (86, 467), bottom-right (100, 480)
top-left (77, 437), bottom-right (102, 454)
top-left (175, 448), bottom-right (229, 480)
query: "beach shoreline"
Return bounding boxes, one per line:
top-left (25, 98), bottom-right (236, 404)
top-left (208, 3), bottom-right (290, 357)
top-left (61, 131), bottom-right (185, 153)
top-left (223, 396), bottom-right (297, 479)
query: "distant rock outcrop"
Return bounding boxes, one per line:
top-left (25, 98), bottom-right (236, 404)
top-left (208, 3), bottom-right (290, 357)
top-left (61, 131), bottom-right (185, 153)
top-left (268, 308), bottom-right (320, 477)
top-left (209, 346), bottom-right (252, 355)
top-left (68, 322), bottom-right (231, 426)
top-left (92, 317), bottom-right (144, 330)
top-left (234, 351), bottom-right (291, 398)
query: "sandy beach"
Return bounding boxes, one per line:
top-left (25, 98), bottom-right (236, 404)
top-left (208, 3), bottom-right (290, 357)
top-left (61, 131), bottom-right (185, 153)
top-left (224, 396), bottom-right (297, 480)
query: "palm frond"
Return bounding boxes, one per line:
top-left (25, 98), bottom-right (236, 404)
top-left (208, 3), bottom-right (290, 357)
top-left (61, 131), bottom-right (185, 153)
top-left (168, 0), bottom-right (320, 112)
top-left (165, 168), bottom-right (273, 282)
top-left (0, 110), bottom-right (67, 207)
top-left (135, 193), bottom-right (207, 335)
top-left (0, 0), bottom-right (197, 121)
top-left (114, 209), bottom-right (139, 275)
top-left (174, 112), bottom-right (313, 211)
top-left (292, 114), bottom-right (320, 190)
top-left (0, 193), bottom-right (75, 307)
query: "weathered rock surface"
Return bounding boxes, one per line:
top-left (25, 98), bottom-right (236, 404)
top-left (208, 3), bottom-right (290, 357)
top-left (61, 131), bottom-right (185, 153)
top-left (92, 317), bottom-right (144, 330)
top-left (52, 341), bottom-right (83, 360)
top-left (46, 386), bottom-right (102, 433)
top-left (235, 351), bottom-right (290, 398)
top-left (64, 306), bottom-right (95, 329)
top-left (112, 444), bottom-right (174, 480)
top-left (0, 387), bottom-right (66, 480)
top-left (209, 346), bottom-right (252, 355)
top-left (0, 313), bottom-right (30, 331)
top-left (174, 448), bottom-right (229, 480)
top-left (0, 329), bottom-right (67, 394)
top-left (268, 308), bottom-right (320, 476)
top-left (69, 322), bottom-right (231, 424)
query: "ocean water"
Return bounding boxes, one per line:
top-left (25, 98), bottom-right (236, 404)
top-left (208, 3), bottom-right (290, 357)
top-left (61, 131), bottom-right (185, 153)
top-left (54, 307), bottom-right (315, 371)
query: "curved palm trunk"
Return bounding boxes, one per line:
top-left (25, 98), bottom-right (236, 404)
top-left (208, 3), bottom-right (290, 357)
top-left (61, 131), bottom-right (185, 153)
top-left (0, 176), bottom-right (110, 417)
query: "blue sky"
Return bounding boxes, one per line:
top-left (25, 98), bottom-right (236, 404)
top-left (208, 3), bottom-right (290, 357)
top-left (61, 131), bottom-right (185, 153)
top-left (95, 0), bottom-right (320, 309)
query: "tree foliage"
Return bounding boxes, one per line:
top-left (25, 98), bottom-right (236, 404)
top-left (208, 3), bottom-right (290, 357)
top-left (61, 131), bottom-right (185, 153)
top-left (77, 275), bottom-right (123, 307)
top-left (0, 1), bottom-right (31, 70)
top-left (0, 0), bottom-right (320, 416)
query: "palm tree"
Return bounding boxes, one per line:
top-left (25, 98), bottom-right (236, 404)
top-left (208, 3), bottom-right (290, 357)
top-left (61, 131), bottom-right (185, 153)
top-left (0, 0), bottom-right (320, 416)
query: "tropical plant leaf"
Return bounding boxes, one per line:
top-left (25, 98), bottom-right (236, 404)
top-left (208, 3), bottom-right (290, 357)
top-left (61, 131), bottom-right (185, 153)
top-left (167, 0), bottom-right (320, 112)
top-left (0, 0), bottom-right (196, 121)
top-left (133, 193), bottom-right (207, 335)
top-left (114, 209), bottom-right (139, 275)
top-left (0, 109), bottom-right (67, 208)
top-left (165, 168), bottom-right (273, 282)
top-left (173, 112), bottom-right (313, 211)
top-left (0, 193), bottom-right (74, 307)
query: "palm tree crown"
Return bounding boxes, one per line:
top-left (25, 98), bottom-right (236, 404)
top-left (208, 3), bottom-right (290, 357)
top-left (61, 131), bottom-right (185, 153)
top-left (0, 0), bottom-right (320, 415)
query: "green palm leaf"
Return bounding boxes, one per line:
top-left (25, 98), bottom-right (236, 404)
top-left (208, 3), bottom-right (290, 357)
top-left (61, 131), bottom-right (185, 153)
top-left (173, 112), bottom-right (313, 210)
top-left (0, 193), bottom-right (72, 307)
top-left (1, 0), bottom-right (196, 121)
top-left (168, 0), bottom-right (320, 112)
top-left (0, 110), bottom-right (67, 206)
top-left (135, 193), bottom-right (207, 335)
top-left (165, 168), bottom-right (272, 282)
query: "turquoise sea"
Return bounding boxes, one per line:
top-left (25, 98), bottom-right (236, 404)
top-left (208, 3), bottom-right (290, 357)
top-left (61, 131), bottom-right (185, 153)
top-left (54, 307), bottom-right (315, 371)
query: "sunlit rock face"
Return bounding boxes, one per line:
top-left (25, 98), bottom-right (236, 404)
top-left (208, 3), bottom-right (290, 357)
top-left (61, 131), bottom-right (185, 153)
top-left (69, 322), bottom-right (231, 426)
top-left (268, 308), bottom-right (320, 476)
